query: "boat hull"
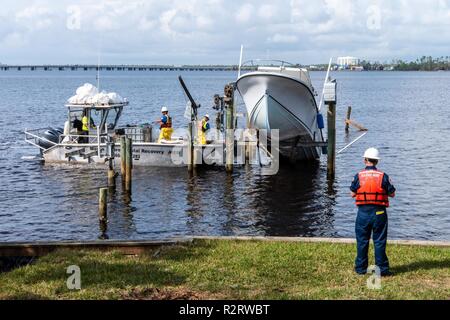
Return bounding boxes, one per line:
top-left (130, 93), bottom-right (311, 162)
top-left (237, 72), bottom-right (323, 161)
top-left (41, 142), bottom-right (264, 167)
top-left (43, 143), bottom-right (189, 167)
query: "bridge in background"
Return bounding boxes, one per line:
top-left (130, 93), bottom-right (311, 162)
top-left (0, 64), bottom-right (258, 72)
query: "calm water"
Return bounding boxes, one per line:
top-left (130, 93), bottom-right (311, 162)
top-left (0, 70), bottom-right (449, 242)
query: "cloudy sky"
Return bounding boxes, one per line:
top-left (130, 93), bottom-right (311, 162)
top-left (1, 0), bottom-right (449, 65)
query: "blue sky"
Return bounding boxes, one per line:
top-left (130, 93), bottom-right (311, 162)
top-left (1, 0), bottom-right (449, 65)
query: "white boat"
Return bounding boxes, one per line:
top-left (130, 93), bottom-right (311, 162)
top-left (24, 82), bottom-right (267, 168)
top-left (24, 101), bottom-right (191, 167)
top-left (236, 60), bottom-right (326, 161)
top-left (23, 83), bottom-right (195, 167)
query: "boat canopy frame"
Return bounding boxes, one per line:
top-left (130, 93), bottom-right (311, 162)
top-left (65, 101), bottom-right (129, 136)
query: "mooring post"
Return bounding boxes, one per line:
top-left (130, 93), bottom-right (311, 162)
top-left (188, 121), bottom-right (194, 173)
top-left (215, 112), bottom-right (221, 141)
top-left (99, 188), bottom-right (108, 222)
top-left (125, 137), bottom-right (132, 192)
top-left (108, 162), bottom-right (116, 189)
top-left (120, 136), bottom-right (126, 178)
top-left (345, 106), bottom-right (352, 132)
top-left (107, 140), bottom-right (116, 189)
top-left (245, 115), bottom-right (250, 165)
top-left (324, 80), bottom-right (337, 180)
top-left (225, 83), bottom-right (235, 173)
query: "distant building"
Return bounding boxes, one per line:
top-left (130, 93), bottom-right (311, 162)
top-left (337, 56), bottom-right (360, 69)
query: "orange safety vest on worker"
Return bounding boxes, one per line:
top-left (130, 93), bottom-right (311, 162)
top-left (355, 169), bottom-right (390, 207)
top-left (160, 114), bottom-right (172, 129)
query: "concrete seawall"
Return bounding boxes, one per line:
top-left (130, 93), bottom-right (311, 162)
top-left (193, 236), bottom-right (450, 247)
top-left (0, 236), bottom-right (449, 257)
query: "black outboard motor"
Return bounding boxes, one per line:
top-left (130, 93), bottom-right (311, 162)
top-left (36, 128), bottom-right (61, 150)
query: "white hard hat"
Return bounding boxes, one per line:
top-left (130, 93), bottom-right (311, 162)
top-left (205, 114), bottom-right (210, 119)
top-left (161, 106), bottom-right (168, 113)
top-left (363, 148), bottom-right (380, 160)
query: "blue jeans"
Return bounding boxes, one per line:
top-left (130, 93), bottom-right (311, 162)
top-left (355, 205), bottom-right (390, 275)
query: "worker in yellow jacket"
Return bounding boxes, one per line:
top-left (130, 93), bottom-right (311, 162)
top-left (198, 114), bottom-right (211, 145)
top-left (158, 107), bottom-right (173, 142)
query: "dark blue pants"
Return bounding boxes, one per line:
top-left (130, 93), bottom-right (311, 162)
top-left (355, 205), bottom-right (389, 275)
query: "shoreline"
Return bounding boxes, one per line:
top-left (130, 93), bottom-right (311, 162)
top-left (1, 236), bottom-right (449, 258)
top-left (1, 238), bottom-right (448, 300)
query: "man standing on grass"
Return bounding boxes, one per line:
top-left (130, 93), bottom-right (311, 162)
top-left (350, 148), bottom-right (396, 277)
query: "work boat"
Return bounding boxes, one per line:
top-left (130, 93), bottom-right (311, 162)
top-left (236, 60), bottom-right (326, 161)
top-left (24, 83), bottom-right (188, 167)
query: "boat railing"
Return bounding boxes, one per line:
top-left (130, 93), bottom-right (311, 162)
top-left (24, 128), bottom-right (58, 150)
top-left (24, 127), bottom-right (111, 151)
top-left (58, 133), bottom-right (109, 145)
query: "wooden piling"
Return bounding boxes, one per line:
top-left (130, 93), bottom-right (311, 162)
top-left (108, 140), bottom-right (116, 189)
top-left (108, 166), bottom-right (116, 189)
top-left (324, 80), bottom-right (337, 180)
top-left (125, 137), bottom-right (132, 192)
top-left (188, 122), bottom-right (194, 173)
top-left (120, 136), bottom-right (126, 178)
top-left (215, 112), bottom-right (221, 141)
top-left (99, 188), bottom-right (108, 222)
top-left (245, 115), bottom-right (250, 165)
top-left (345, 106), bottom-right (352, 132)
top-left (327, 102), bottom-right (336, 180)
top-left (225, 83), bottom-right (235, 173)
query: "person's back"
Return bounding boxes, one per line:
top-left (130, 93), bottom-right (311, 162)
top-left (350, 148), bottom-right (396, 277)
top-left (73, 118), bottom-right (83, 133)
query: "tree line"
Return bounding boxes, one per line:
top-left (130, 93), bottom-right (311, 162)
top-left (360, 56), bottom-right (450, 71)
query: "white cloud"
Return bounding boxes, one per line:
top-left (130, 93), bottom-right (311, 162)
top-left (258, 4), bottom-right (276, 20)
top-left (159, 9), bottom-right (179, 36)
top-left (1, 0), bottom-right (450, 64)
top-left (1, 32), bottom-right (27, 47)
top-left (235, 4), bottom-right (253, 23)
top-left (15, 4), bottom-right (54, 30)
top-left (268, 34), bottom-right (298, 44)
top-left (139, 17), bottom-right (157, 31)
top-left (196, 16), bottom-right (213, 29)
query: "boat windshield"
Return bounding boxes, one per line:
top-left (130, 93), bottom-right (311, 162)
top-left (239, 59), bottom-right (313, 89)
top-left (241, 59), bottom-right (298, 68)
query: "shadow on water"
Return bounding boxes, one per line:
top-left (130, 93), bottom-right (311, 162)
top-left (183, 162), bottom-right (337, 238)
top-left (247, 162), bottom-right (337, 237)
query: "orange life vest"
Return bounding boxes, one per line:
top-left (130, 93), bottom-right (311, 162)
top-left (160, 114), bottom-right (172, 129)
top-left (355, 169), bottom-right (389, 207)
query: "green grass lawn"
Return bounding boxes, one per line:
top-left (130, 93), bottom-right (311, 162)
top-left (0, 239), bottom-right (449, 300)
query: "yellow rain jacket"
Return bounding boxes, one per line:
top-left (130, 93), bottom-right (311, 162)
top-left (82, 116), bottom-right (89, 132)
top-left (197, 119), bottom-right (210, 145)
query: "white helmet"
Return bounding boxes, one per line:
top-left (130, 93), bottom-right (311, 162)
top-left (161, 106), bottom-right (168, 113)
top-left (363, 148), bottom-right (380, 160)
top-left (205, 114), bottom-right (210, 119)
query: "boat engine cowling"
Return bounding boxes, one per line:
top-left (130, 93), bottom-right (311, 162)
top-left (36, 128), bottom-right (61, 149)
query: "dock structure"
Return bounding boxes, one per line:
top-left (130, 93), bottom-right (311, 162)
top-left (0, 64), bottom-right (258, 72)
